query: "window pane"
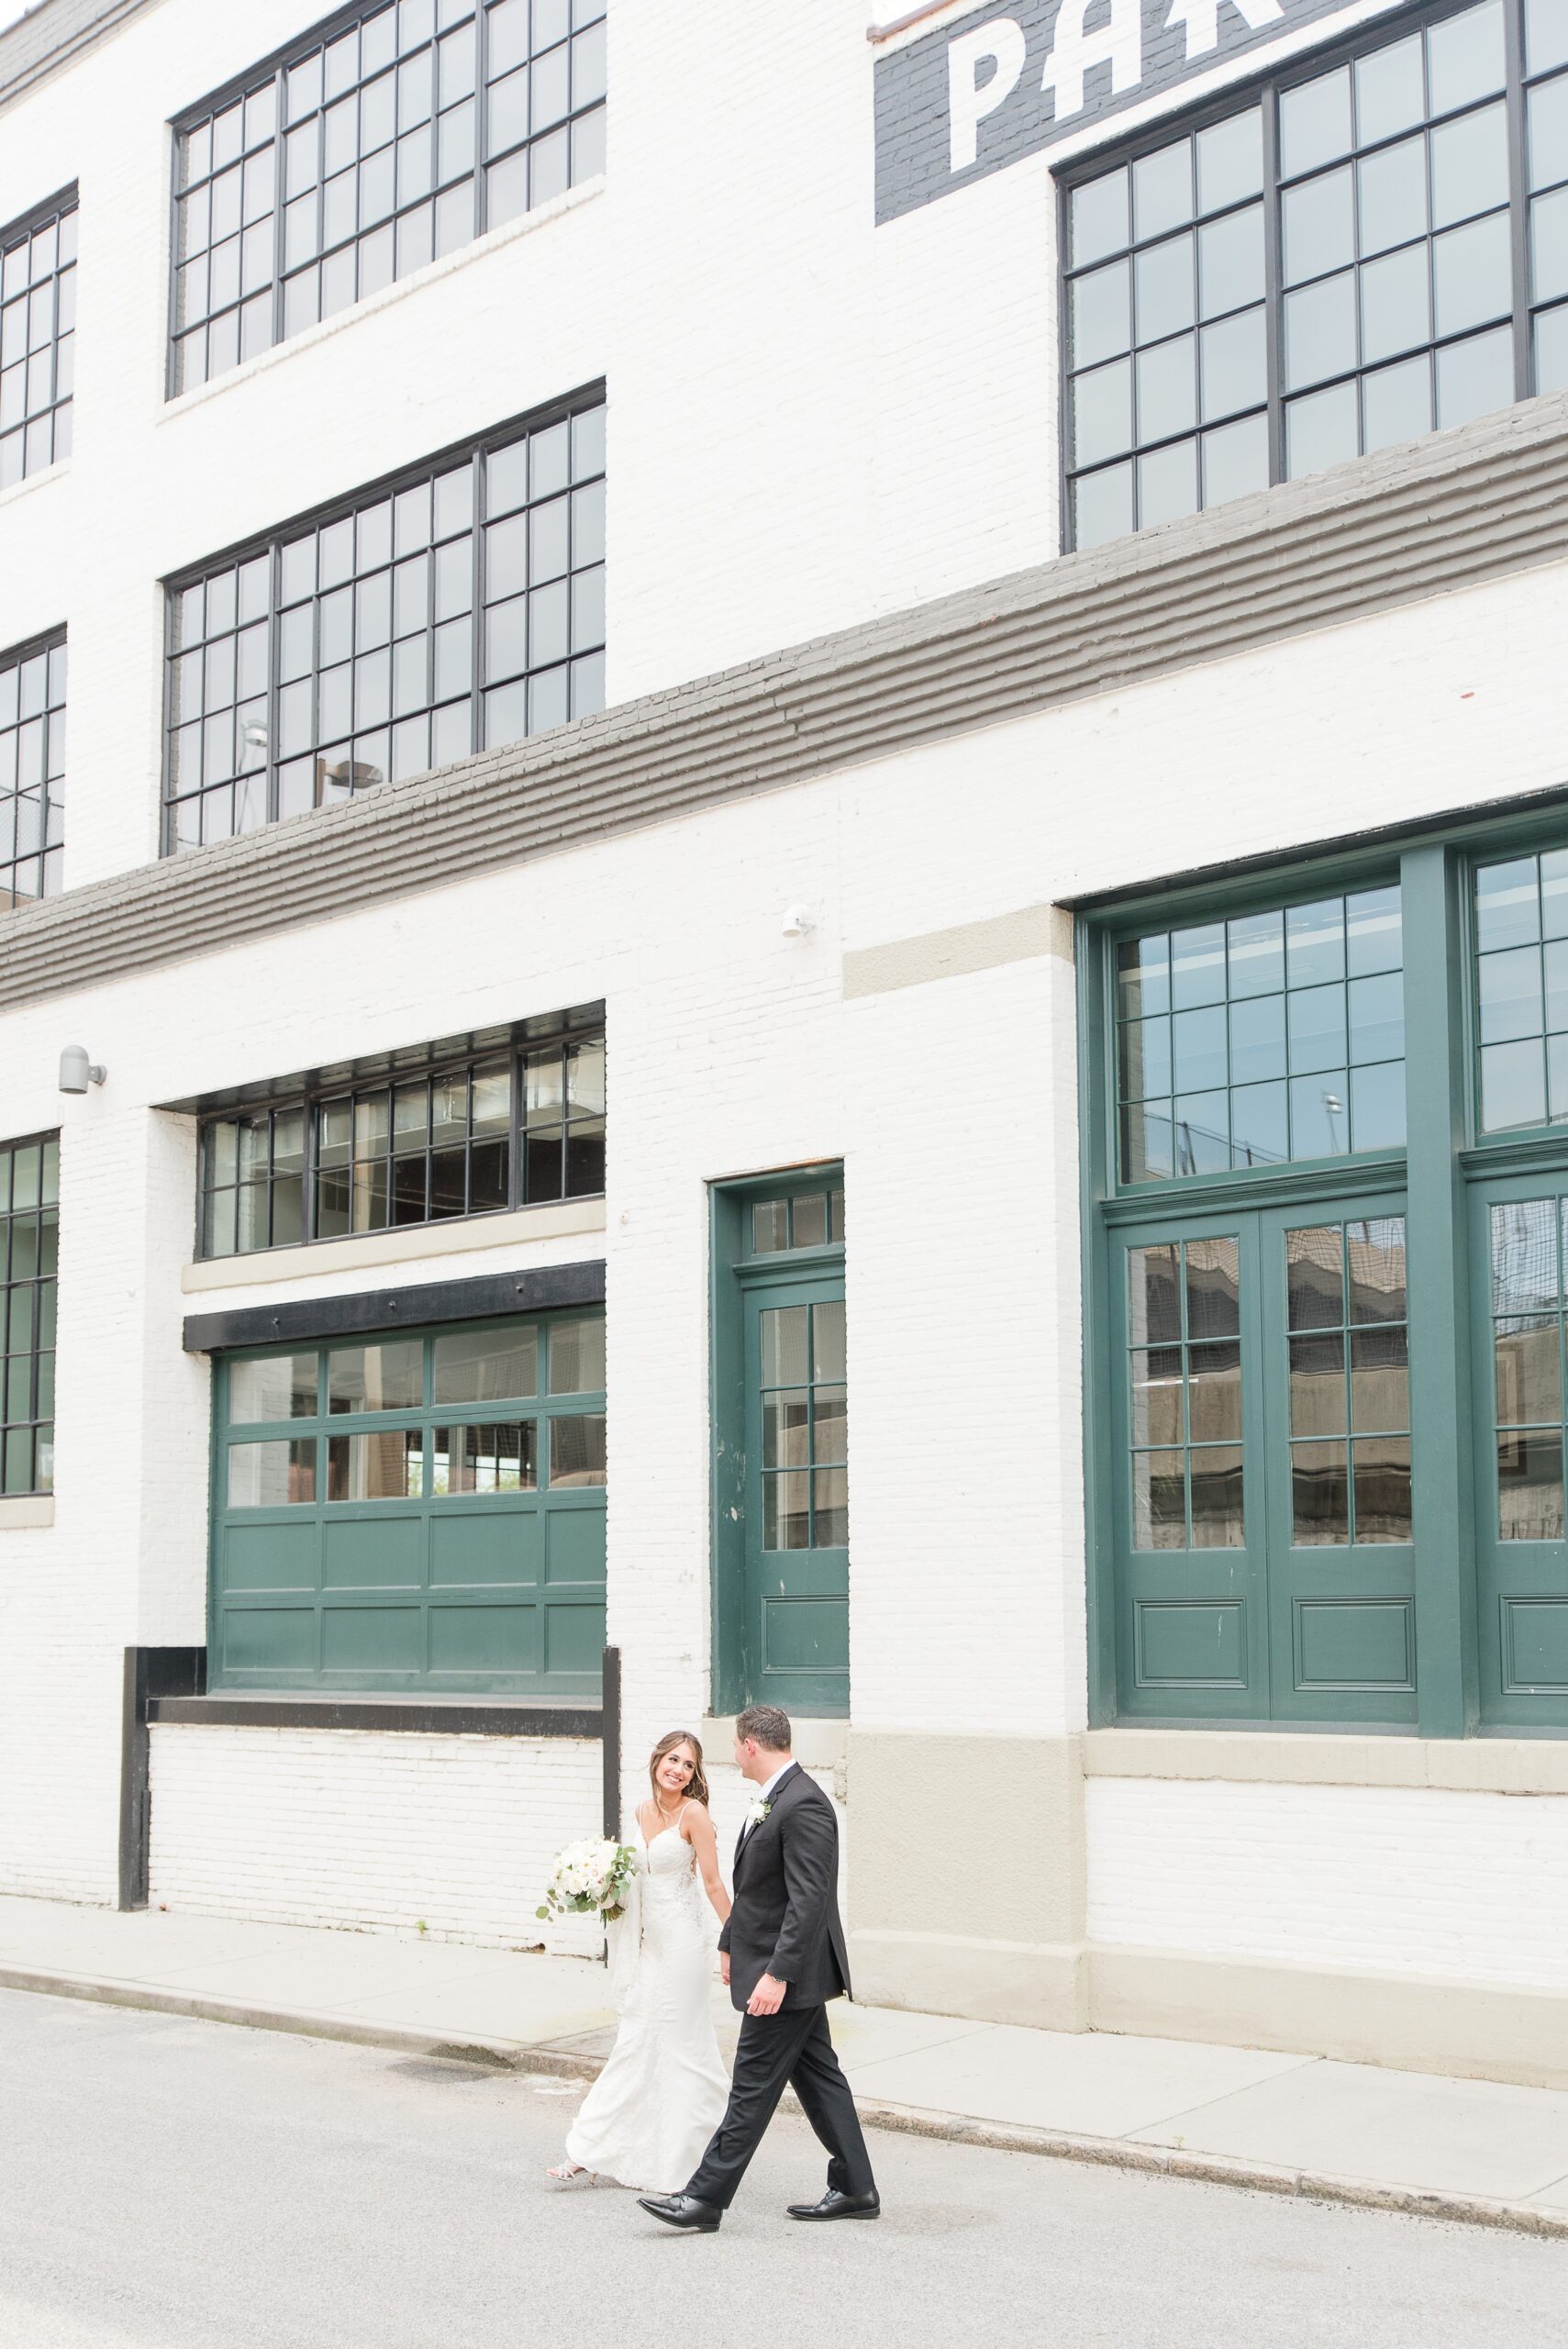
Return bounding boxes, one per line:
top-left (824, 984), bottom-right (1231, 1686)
top-left (433, 1325), bottom-right (538, 1403)
top-left (1293, 1438), bottom-right (1349, 1542)
top-left (230, 1352), bottom-right (318, 1422)
top-left (1496, 1317), bottom-right (1562, 1426)
top-left (433, 1420), bottom-right (534, 1493)
top-left (1499, 1425), bottom-right (1564, 1538)
top-left (327, 1427), bottom-right (423, 1498)
top-left (548, 1316), bottom-right (606, 1393)
top-left (550, 1412), bottom-right (606, 1486)
top-left (1189, 1447), bottom-right (1245, 1546)
top-left (1132, 1449), bottom-right (1187, 1549)
top-left (228, 1437), bottom-right (317, 1506)
top-left (328, 1340), bottom-right (423, 1411)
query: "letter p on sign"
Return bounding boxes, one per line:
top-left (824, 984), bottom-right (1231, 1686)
top-left (948, 17), bottom-right (1028, 172)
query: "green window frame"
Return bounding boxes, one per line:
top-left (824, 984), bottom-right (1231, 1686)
top-left (1083, 804), bottom-right (1568, 1736)
top-left (209, 1308), bottom-right (605, 1692)
top-left (710, 1167), bottom-right (849, 1718)
top-left (1, 1130), bottom-right (58, 1496)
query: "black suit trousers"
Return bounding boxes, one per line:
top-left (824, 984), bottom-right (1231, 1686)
top-left (685, 2003), bottom-right (875, 2210)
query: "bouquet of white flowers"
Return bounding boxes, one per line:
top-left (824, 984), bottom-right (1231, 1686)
top-left (537, 1837), bottom-right (639, 1925)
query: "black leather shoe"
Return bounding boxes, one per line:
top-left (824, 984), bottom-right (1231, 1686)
top-left (787, 2188), bottom-right (881, 2221)
top-left (638, 2193), bottom-right (722, 2232)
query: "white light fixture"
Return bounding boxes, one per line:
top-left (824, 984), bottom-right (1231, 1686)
top-left (781, 903), bottom-right (816, 937)
top-left (59, 1045), bottom-right (106, 1093)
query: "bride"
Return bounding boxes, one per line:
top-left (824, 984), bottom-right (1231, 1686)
top-left (549, 1731), bottom-right (731, 2191)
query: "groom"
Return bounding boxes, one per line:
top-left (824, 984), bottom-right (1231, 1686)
top-left (638, 1703), bottom-right (879, 2232)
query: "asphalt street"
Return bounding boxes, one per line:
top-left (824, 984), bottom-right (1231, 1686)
top-left (2, 1987), bottom-right (1564, 2349)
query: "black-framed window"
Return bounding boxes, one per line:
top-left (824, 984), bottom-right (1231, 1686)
top-left (1062, 0), bottom-right (1568, 550)
top-left (163, 390), bottom-right (605, 852)
top-left (171, 0), bottom-right (606, 396)
top-left (0, 188), bottom-right (76, 488)
top-left (197, 1010), bottom-right (605, 1258)
top-left (0, 630), bottom-right (66, 910)
top-left (1, 1131), bottom-right (58, 1496)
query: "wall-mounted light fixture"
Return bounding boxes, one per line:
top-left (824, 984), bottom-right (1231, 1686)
top-left (59, 1045), bottom-right (106, 1094)
top-left (781, 903), bottom-right (816, 937)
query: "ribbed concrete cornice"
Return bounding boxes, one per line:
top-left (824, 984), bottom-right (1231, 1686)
top-left (4, 392), bottom-right (1567, 1012)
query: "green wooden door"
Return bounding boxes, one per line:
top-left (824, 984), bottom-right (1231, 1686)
top-left (1110, 1195), bottom-right (1413, 1721)
top-left (1472, 1177), bottom-right (1568, 1729)
top-left (741, 1271), bottom-right (849, 1715)
top-left (210, 1312), bottom-right (606, 1695)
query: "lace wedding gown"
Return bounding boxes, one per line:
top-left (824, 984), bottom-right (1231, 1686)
top-left (563, 1811), bottom-right (729, 2191)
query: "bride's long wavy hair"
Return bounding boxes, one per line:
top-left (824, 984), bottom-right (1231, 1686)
top-left (648, 1730), bottom-right (709, 1810)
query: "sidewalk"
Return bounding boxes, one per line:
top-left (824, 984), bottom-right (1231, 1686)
top-left (5, 1892), bottom-right (1568, 2240)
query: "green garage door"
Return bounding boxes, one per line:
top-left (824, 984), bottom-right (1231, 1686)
top-left (211, 1312), bottom-right (606, 1695)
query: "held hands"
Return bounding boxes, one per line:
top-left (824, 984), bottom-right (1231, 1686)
top-left (719, 1952), bottom-right (730, 1986)
top-left (747, 1972), bottom-right (786, 2017)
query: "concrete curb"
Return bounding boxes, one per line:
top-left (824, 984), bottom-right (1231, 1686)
top-left (6, 1962), bottom-right (1567, 2243)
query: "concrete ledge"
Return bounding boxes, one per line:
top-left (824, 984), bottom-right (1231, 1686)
top-left (0, 1495), bottom-right (54, 1530)
top-left (849, 1928), bottom-right (1089, 2032)
top-left (1084, 1726), bottom-right (1568, 1795)
top-left (1091, 1943), bottom-right (1568, 2094)
top-left (180, 1198), bottom-right (607, 1292)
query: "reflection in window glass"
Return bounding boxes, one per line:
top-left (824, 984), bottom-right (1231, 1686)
top-left (172, 0), bottom-right (607, 395)
top-left (433, 1326), bottom-right (537, 1404)
top-left (198, 1009), bottom-right (604, 1258)
top-left (1286, 1219), bottom-right (1411, 1543)
top-left (758, 1301), bottom-right (849, 1549)
top-left (1065, 0), bottom-right (1563, 549)
top-left (165, 398), bottom-right (606, 853)
top-left (1491, 1196), bottom-right (1567, 1537)
top-left (432, 1421), bottom-right (535, 1493)
top-left (328, 1341), bottom-right (423, 1413)
top-left (1474, 847), bottom-right (1568, 1130)
top-left (0, 194), bottom-right (76, 489)
top-left (0, 632), bottom-right (66, 911)
top-left (550, 1412), bottom-right (606, 1486)
top-left (1127, 1235), bottom-right (1244, 1549)
top-left (547, 1316), bottom-right (606, 1394)
top-left (750, 1188), bottom-right (846, 1253)
top-left (229, 1352), bottom-right (317, 1422)
top-left (0, 1133), bottom-right (59, 1496)
top-left (228, 1436), bottom-right (317, 1505)
top-left (1116, 885), bottom-right (1404, 1180)
top-left (327, 1426), bottom-right (423, 1497)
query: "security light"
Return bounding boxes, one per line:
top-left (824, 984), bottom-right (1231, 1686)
top-left (59, 1045), bottom-right (106, 1093)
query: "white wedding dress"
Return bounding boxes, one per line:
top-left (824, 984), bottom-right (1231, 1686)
top-left (563, 1809), bottom-right (730, 2191)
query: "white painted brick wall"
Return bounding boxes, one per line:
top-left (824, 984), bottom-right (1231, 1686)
top-left (149, 1725), bottom-right (603, 1956)
top-left (1087, 1776), bottom-right (1568, 1990)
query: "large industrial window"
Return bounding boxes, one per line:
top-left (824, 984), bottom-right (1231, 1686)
top-left (0, 631), bottom-right (65, 910)
top-left (1084, 806), bottom-right (1568, 1738)
top-left (162, 391), bottom-right (605, 852)
top-left (171, 0), bottom-right (606, 395)
top-left (1062, 0), bottom-right (1568, 549)
top-left (1, 1131), bottom-right (58, 1496)
top-left (196, 1006), bottom-right (604, 1257)
top-left (0, 188), bottom-right (76, 487)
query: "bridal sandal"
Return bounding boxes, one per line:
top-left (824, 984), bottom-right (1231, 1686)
top-left (546, 2163), bottom-right (597, 2185)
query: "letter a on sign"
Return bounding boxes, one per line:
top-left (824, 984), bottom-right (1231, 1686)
top-left (1164, 0), bottom-right (1282, 59)
top-left (949, 18), bottom-right (1029, 171)
top-left (1040, 0), bottom-right (1141, 120)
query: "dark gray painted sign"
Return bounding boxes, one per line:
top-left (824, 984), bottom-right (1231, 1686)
top-left (874, 0), bottom-right (1383, 222)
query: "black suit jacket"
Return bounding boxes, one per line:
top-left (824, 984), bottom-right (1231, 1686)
top-left (717, 1763), bottom-right (851, 2011)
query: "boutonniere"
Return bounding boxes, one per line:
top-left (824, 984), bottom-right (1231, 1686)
top-left (746, 1798), bottom-right (772, 1826)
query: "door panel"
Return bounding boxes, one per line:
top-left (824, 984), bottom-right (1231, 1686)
top-left (1111, 1193), bottom-right (1414, 1723)
top-left (1472, 1179), bottom-right (1568, 1728)
top-left (742, 1272), bottom-right (849, 1715)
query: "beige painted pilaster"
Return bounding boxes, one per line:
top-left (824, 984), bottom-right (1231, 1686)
top-left (846, 1730), bottom-right (1087, 2029)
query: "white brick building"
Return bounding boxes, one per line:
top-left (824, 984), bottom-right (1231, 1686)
top-left (3, 0), bottom-right (1568, 2089)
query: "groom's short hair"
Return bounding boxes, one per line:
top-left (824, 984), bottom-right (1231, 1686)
top-left (736, 1703), bottom-right (792, 1753)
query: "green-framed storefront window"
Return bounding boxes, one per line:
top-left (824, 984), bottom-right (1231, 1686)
top-left (710, 1167), bottom-right (849, 1718)
top-left (210, 1310), bottom-right (605, 1694)
top-left (1084, 803), bottom-right (1568, 1735)
top-left (0, 1130), bottom-right (58, 1496)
